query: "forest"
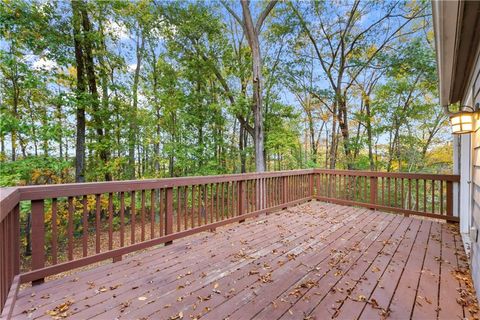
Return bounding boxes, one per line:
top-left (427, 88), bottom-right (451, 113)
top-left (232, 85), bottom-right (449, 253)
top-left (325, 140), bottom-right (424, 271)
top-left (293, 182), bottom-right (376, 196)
top-left (0, 0), bottom-right (452, 187)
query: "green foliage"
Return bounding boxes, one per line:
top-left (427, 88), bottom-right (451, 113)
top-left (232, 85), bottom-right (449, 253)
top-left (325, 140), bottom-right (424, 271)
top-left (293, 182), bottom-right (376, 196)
top-left (0, 156), bottom-right (71, 186)
top-left (0, 0), bottom-right (452, 189)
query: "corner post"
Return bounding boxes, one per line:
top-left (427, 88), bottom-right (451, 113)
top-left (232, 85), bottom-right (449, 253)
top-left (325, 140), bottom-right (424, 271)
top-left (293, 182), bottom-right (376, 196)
top-left (31, 200), bottom-right (45, 285)
top-left (13, 204), bottom-right (20, 276)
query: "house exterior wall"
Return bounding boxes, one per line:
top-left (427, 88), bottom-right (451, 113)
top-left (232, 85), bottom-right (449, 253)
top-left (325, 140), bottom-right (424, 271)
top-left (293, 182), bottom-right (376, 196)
top-left (473, 108), bottom-right (480, 297)
top-left (461, 45), bottom-right (480, 296)
top-left (459, 135), bottom-right (472, 233)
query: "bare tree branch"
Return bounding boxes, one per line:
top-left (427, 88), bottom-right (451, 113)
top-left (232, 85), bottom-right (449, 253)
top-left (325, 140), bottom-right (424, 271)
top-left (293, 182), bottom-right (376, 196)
top-left (255, 1), bottom-right (278, 33)
top-left (220, 0), bottom-right (245, 30)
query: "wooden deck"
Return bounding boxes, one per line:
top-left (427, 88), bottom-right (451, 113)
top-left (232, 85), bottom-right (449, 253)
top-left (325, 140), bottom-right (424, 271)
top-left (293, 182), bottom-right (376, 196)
top-left (11, 201), bottom-right (475, 320)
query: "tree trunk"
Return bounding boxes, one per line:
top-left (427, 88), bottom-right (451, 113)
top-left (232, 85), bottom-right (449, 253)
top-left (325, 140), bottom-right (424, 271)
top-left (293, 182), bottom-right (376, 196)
top-left (241, 1), bottom-right (266, 172)
top-left (80, 3), bottom-right (109, 181)
top-left (337, 95), bottom-right (353, 169)
top-left (151, 47), bottom-right (161, 176)
top-left (71, 0), bottom-right (86, 183)
top-left (329, 104), bottom-right (337, 169)
top-left (365, 99), bottom-right (375, 171)
top-left (97, 12), bottom-right (112, 181)
top-left (239, 124), bottom-right (246, 173)
top-left (129, 30), bottom-right (145, 179)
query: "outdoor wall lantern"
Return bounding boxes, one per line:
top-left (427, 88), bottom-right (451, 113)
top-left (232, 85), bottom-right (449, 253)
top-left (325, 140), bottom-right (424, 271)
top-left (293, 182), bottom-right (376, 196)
top-left (446, 103), bottom-right (479, 134)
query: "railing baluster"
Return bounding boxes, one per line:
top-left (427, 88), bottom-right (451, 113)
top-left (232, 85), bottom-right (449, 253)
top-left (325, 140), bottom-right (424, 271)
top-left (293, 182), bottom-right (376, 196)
top-left (381, 177), bottom-right (385, 205)
top-left (197, 185), bottom-right (202, 226)
top-left (141, 190), bottom-right (146, 242)
top-left (165, 187), bottom-right (173, 245)
top-left (440, 180), bottom-right (444, 215)
top-left (177, 187), bottom-right (181, 233)
top-left (209, 184), bottom-right (213, 224)
top-left (191, 185), bottom-right (195, 228)
top-left (401, 178), bottom-right (404, 209)
top-left (408, 179), bottom-right (412, 211)
top-left (183, 186), bottom-right (187, 228)
top-left (108, 193), bottom-right (114, 250)
top-left (364, 176), bottom-right (368, 202)
top-left (67, 197), bottom-right (74, 261)
top-left (95, 194), bottom-right (101, 254)
top-left (51, 198), bottom-right (58, 265)
top-left (394, 178), bottom-right (398, 207)
top-left (217, 182), bottom-right (225, 220)
top-left (369, 177), bottom-right (377, 209)
top-left (226, 183), bottom-right (230, 219)
top-left (415, 179), bottom-right (419, 211)
top-left (131, 191), bottom-right (136, 244)
top-left (150, 189), bottom-right (155, 238)
top-left (387, 177), bottom-right (391, 206)
top-left (238, 180), bottom-right (246, 222)
top-left (113, 195), bottom-right (123, 260)
top-left (120, 192), bottom-right (125, 246)
top-left (82, 195), bottom-right (88, 257)
top-left (432, 180), bottom-right (435, 214)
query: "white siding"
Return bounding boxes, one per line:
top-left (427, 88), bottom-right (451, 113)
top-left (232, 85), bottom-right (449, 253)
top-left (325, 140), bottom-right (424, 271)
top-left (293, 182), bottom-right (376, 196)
top-left (460, 44), bottom-right (480, 300)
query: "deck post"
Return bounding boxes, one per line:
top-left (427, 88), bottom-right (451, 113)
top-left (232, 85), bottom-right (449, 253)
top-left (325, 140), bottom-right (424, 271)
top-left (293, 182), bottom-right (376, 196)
top-left (369, 177), bottom-right (378, 210)
top-left (31, 200), bottom-right (45, 285)
top-left (165, 187), bottom-right (173, 245)
top-left (13, 204), bottom-right (20, 277)
top-left (238, 180), bottom-right (246, 223)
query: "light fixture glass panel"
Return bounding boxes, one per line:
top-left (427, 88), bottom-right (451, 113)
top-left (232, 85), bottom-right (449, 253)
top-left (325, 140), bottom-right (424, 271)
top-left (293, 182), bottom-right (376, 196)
top-left (452, 124), bottom-right (462, 133)
top-left (461, 114), bottom-right (473, 123)
top-left (451, 115), bottom-right (461, 125)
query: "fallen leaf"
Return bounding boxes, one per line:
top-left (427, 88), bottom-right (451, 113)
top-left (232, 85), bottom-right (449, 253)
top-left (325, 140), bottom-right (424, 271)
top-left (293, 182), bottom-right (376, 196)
top-left (169, 311), bottom-right (183, 320)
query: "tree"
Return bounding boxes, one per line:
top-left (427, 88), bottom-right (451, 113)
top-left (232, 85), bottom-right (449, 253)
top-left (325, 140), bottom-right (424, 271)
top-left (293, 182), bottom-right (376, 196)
top-left (0, 0), bottom-right (453, 188)
top-left (71, 0), bottom-right (87, 182)
top-left (289, 0), bottom-right (427, 169)
top-left (222, 0), bottom-right (277, 172)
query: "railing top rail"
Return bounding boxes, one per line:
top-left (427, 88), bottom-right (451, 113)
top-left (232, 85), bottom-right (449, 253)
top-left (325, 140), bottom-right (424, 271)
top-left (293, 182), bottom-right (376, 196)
top-left (0, 188), bottom-right (19, 223)
top-left (313, 169), bottom-right (460, 182)
top-left (0, 169), bottom-right (460, 208)
top-left (5, 169), bottom-right (314, 202)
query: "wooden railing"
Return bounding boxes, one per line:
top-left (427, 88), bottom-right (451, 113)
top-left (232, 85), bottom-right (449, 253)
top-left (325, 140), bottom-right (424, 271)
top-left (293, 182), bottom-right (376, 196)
top-left (0, 169), bottom-right (459, 316)
top-left (313, 170), bottom-right (459, 221)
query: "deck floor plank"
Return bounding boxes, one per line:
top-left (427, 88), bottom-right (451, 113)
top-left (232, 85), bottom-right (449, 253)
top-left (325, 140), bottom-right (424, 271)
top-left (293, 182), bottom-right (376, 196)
top-left (410, 221), bottom-right (442, 319)
top-left (387, 220), bottom-right (432, 320)
top-left (204, 209), bottom-right (389, 320)
top-left (251, 214), bottom-right (403, 320)
top-left (314, 215), bottom-right (415, 320)
top-left (112, 205), bottom-right (369, 319)
top-left (438, 223), bottom-right (464, 320)
top-left (20, 204), bottom-right (332, 319)
top-left (358, 218), bottom-right (425, 320)
top-left (10, 201), bottom-right (474, 320)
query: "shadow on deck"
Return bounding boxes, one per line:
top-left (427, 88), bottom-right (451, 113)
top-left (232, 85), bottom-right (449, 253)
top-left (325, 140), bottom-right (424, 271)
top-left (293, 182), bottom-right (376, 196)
top-left (12, 202), bottom-right (478, 320)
